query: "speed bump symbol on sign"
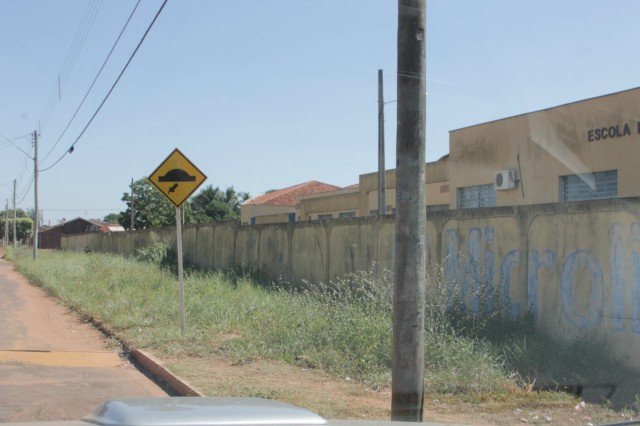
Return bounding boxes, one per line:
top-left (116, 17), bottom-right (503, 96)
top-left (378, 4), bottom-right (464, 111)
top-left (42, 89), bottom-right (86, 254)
top-left (148, 148), bottom-right (207, 207)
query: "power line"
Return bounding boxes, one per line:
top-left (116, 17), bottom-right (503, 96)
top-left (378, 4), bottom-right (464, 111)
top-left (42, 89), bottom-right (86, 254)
top-left (41, 208), bottom-right (121, 212)
top-left (42, 0), bottom-right (142, 164)
top-left (0, 133), bottom-right (33, 159)
top-left (39, 0), bottom-right (102, 130)
top-left (59, 0), bottom-right (102, 90)
top-left (39, 150), bottom-right (68, 172)
top-left (40, 0), bottom-right (169, 173)
top-left (16, 175), bottom-right (35, 205)
top-left (0, 133), bottom-right (32, 143)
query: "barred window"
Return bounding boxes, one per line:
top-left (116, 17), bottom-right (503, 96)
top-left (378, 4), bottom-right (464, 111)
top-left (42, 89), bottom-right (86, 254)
top-left (457, 184), bottom-right (496, 209)
top-left (560, 170), bottom-right (617, 202)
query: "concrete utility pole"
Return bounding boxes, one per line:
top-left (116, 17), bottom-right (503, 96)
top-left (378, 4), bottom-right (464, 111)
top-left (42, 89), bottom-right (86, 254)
top-left (4, 199), bottom-right (8, 245)
top-left (13, 179), bottom-right (17, 248)
top-left (33, 130), bottom-right (39, 260)
top-left (378, 69), bottom-right (386, 216)
top-left (392, 0), bottom-right (426, 422)
top-left (130, 178), bottom-right (135, 231)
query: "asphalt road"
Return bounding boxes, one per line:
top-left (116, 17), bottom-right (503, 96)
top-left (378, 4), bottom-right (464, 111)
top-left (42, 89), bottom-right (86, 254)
top-left (0, 252), bottom-right (167, 422)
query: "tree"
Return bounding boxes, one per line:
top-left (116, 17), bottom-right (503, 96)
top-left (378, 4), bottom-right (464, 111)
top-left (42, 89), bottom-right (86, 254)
top-left (118, 178), bottom-right (195, 230)
top-left (15, 208), bottom-right (28, 218)
top-left (116, 180), bottom-right (248, 229)
top-left (190, 185), bottom-right (249, 223)
top-left (103, 213), bottom-right (120, 224)
top-left (203, 200), bottom-right (234, 222)
top-left (1, 217), bottom-right (33, 241)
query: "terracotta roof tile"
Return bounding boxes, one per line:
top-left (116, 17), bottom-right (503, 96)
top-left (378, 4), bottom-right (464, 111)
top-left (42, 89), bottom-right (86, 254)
top-left (244, 181), bottom-right (340, 207)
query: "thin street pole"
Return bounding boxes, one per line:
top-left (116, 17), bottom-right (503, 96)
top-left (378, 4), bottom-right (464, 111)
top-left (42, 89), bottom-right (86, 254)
top-left (392, 0), bottom-right (426, 422)
top-left (175, 206), bottom-right (186, 334)
top-left (130, 178), bottom-right (135, 231)
top-left (13, 179), bottom-right (17, 248)
top-left (4, 200), bottom-right (8, 246)
top-left (33, 130), bottom-right (39, 260)
top-left (378, 69), bottom-right (386, 216)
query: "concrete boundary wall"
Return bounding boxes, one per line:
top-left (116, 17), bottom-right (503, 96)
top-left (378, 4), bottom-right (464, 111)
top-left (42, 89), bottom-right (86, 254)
top-left (62, 198), bottom-right (640, 372)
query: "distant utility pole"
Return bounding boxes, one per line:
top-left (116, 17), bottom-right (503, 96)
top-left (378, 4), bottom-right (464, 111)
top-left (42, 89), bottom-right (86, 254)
top-left (130, 178), bottom-right (135, 231)
top-left (392, 0), bottom-right (426, 422)
top-left (378, 69), bottom-right (386, 216)
top-left (4, 199), bottom-right (8, 246)
top-left (33, 130), bottom-right (39, 260)
top-left (13, 179), bottom-right (16, 248)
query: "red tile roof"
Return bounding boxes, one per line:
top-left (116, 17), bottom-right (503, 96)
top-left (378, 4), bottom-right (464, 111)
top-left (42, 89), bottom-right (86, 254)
top-left (244, 181), bottom-right (340, 207)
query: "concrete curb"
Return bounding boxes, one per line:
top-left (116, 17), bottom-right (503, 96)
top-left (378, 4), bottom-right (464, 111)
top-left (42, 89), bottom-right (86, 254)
top-left (2, 254), bottom-right (204, 399)
top-left (80, 317), bottom-right (204, 397)
top-left (130, 349), bottom-right (204, 397)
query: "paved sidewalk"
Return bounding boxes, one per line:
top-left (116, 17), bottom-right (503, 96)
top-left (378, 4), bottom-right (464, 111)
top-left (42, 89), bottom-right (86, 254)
top-left (0, 254), bottom-right (167, 422)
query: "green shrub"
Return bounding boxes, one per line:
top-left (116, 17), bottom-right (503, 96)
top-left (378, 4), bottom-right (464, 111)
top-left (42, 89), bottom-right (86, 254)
top-left (135, 242), bottom-right (177, 269)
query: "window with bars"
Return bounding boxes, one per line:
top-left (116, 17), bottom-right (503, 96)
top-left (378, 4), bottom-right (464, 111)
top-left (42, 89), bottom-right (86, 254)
top-left (560, 170), bottom-right (618, 202)
top-left (457, 184), bottom-right (496, 209)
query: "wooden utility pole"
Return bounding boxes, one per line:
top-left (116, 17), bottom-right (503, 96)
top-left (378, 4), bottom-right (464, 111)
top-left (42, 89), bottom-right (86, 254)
top-left (13, 179), bottom-right (17, 248)
top-left (392, 0), bottom-right (426, 422)
top-left (378, 69), bottom-right (386, 216)
top-left (33, 130), bottom-right (39, 260)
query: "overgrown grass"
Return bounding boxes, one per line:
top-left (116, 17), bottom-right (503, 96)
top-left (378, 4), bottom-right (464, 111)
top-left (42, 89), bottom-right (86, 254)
top-left (4, 247), bottom-right (638, 409)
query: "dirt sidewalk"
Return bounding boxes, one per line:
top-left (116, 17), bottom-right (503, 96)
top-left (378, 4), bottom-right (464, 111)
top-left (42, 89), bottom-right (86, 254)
top-left (0, 253), bottom-right (167, 422)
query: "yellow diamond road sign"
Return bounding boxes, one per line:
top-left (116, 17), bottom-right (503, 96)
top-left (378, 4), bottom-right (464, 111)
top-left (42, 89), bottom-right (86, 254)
top-left (148, 148), bottom-right (207, 208)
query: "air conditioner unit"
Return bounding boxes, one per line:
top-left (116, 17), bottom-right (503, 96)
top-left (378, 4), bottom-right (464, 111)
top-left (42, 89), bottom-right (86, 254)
top-left (494, 169), bottom-right (517, 190)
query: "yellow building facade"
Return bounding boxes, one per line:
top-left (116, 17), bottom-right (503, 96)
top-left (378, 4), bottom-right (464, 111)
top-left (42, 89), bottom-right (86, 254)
top-left (243, 87), bottom-right (640, 224)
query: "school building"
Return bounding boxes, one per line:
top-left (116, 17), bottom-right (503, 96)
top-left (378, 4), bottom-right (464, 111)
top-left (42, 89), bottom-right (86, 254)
top-left (242, 87), bottom-right (640, 224)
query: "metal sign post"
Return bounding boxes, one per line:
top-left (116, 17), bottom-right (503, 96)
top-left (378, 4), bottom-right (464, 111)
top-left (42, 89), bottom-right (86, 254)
top-left (148, 148), bottom-right (207, 335)
top-left (175, 206), bottom-right (186, 334)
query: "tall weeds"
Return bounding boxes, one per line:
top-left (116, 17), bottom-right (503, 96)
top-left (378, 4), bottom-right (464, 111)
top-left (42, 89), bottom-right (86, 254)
top-left (6, 247), bottom-right (636, 405)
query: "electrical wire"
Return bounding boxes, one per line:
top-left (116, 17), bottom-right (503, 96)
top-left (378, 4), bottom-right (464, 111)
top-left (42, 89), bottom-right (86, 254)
top-left (42, 0), bottom-right (142, 164)
top-left (42, 208), bottom-right (120, 212)
top-left (0, 133), bottom-right (33, 159)
top-left (0, 133), bottom-right (32, 143)
top-left (40, 0), bottom-right (169, 173)
top-left (16, 175), bottom-right (35, 205)
top-left (39, 0), bottom-right (102, 130)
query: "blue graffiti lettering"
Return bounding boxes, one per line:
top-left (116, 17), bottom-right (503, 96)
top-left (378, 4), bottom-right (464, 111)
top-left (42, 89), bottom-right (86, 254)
top-left (560, 250), bottom-right (604, 330)
top-left (611, 224), bottom-right (626, 331)
top-left (500, 249), bottom-right (520, 318)
top-left (465, 228), bottom-right (482, 314)
top-left (632, 250), bottom-right (640, 333)
top-left (483, 227), bottom-right (495, 315)
top-left (526, 249), bottom-right (556, 319)
top-left (444, 228), bottom-right (461, 306)
top-left (443, 223), bottom-right (640, 335)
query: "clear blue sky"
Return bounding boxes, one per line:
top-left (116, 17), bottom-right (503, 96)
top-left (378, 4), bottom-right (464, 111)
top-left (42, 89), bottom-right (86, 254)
top-left (1, 0), bottom-right (639, 225)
